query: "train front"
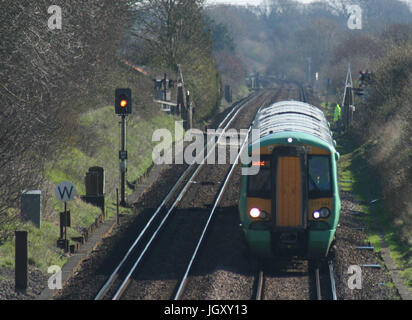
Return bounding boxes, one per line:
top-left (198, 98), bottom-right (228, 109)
top-left (238, 102), bottom-right (340, 259)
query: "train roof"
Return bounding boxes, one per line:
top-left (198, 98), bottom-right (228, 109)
top-left (252, 100), bottom-right (334, 147)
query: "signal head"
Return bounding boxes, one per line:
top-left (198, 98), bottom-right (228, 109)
top-left (115, 88), bottom-right (132, 115)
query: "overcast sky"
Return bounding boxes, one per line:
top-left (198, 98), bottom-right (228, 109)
top-left (206, 0), bottom-right (412, 8)
top-left (206, 0), bottom-right (316, 5)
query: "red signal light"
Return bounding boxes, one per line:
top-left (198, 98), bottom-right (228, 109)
top-left (120, 99), bottom-right (127, 108)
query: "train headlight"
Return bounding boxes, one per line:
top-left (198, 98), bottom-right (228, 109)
top-left (249, 208), bottom-right (268, 219)
top-left (312, 207), bottom-right (331, 220)
top-left (319, 207), bottom-right (331, 218)
top-left (249, 208), bottom-right (261, 218)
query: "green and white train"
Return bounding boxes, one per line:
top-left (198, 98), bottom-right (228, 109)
top-left (239, 100), bottom-right (340, 259)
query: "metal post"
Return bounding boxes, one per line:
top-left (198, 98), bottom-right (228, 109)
top-left (186, 91), bottom-right (192, 129)
top-left (15, 231), bottom-right (28, 290)
top-left (59, 212), bottom-right (64, 239)
top-left (116, 188), bottom-right (120, 225)
top-left (120, 115), bottom-right (126, 207)
top-left (326, 78), bottom-right (330, 107)
top-left (164, 73), bottom-right (168, 114)
top-left (64, 201), bottom-right (67, 243)
top-left (64, 201), bottom-right (69, 252)
top-left (307, 57), bottom-right (312, 85)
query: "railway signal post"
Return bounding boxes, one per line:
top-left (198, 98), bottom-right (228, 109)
top-left (340, 64), bottom-right (355, 131)
top-left (115, 88), bottom-right (132, 207)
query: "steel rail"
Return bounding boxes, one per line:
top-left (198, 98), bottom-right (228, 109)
top-left (328, 260), bottom-right (337, 300)
top-left (314, 260), bottom-right (337, 301)
top-left (315, 266), bottom-right (322, 300)
top-left (255, 271), bottom-right (264, 300)
top-left (94, 93), bottom-right (256, 300)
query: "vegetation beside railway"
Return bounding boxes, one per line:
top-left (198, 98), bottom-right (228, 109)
top-left (1, 0), bottom-right (133, 272)
top-left (0, 61), bottom-right (179, 272)
top-left (325, 27), bottom-right (412, 291)
top-left (1, 0), bottom-right (411, 299)
top-left (334, 133), bottom-right (412, 291)
top-left (0, 0), bottom-right (229, 286)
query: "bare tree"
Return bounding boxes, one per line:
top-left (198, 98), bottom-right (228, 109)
top-left (0, 0), bottom-right (132, 238)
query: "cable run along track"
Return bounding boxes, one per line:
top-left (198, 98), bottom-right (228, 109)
top-left (95, 88), bottom-right (280, 300)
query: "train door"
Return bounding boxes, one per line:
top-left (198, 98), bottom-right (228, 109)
top-left (276, 155), bottom-right (303, 227)
top-left (272, 146), bottom-right (308, 252)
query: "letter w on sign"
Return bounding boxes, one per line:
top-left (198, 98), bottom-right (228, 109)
top-left (55, 182), bottom-right (77, 202)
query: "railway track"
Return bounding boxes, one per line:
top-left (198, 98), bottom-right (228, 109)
top-left (251, 259), bottom-right (337, 300)
top-left (94, 88), bottom-right (280, 300)
top-left (313, 260), bottom-right (338, 300)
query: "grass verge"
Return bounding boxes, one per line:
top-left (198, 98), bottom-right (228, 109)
top-left (336, 132), bottom-right (412, 291)
top-left (0, 106), bottom-right (177, 275)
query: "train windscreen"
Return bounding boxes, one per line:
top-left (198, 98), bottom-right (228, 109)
top-left (308, 155), bottom-right (332, 198)
top-left (247, 157), bottom-right (271, 198)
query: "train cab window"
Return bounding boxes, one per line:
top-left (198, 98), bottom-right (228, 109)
top-left (247, 158), bottom-right (271, 198)
top-left (308, 155), bottom-right (332, 198)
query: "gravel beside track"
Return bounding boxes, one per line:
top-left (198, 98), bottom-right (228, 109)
top-left (330, 191), bottom-right (400, 300)
top-left (0, 267), bottom-right (47, 300)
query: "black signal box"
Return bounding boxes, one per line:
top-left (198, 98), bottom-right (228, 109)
top-left (115, 88), bottom-right (132, 115)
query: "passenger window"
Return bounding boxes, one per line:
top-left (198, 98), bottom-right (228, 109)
top-left (308, 156), bottom-right (332, 197)
top-left (247, 159), bottom-right (271, 198)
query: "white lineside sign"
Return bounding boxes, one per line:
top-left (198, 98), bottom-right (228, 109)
top-left (55, 181), bottom-right (77, 202)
